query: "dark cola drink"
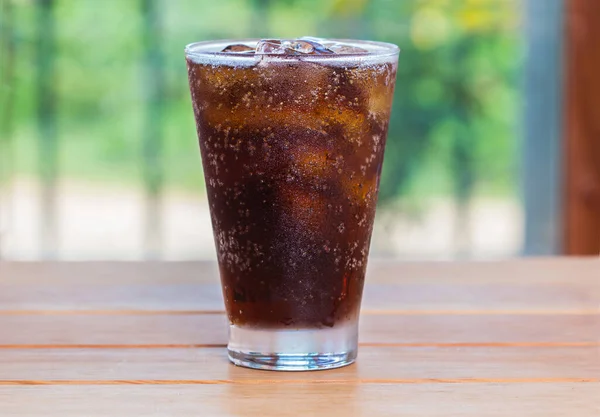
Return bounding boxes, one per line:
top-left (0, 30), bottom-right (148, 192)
top-left (186, 38), bottom-right (398, 371)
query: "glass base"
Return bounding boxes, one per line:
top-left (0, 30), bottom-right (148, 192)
top-left (227, 322), bottom-right (358, 371)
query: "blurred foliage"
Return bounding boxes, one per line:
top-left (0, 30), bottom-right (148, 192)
top-left (2, 0), bottom-right (522, 203)
top-left (363, 0), bottom-right (521, 203)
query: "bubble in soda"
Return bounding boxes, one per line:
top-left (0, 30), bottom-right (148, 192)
top-left (221, 44), bottom-right (255, 53)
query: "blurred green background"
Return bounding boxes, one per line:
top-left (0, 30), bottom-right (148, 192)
top-left (0, 0), bottom-right (525, 259)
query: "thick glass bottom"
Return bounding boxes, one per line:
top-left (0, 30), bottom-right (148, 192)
top-left (227, 322), bottom-right (358, 371)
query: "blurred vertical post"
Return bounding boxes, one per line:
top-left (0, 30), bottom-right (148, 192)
top-left (564, 0), bottom-right (600, 254)
top-left (452, 133), bottom-right (475, 258)
top-left (523, 0), bottom-right (563, 255)
top-left (36, 0), bottom-right (58, 259)
top-left (0, 0), bottom-right (16, 258)
top-left (451, 40), bottom-right (477, 259)
top-left (140, 0), bottom-right (165, 259)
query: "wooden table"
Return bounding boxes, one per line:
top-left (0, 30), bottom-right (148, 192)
top-left (0, 259), bottom-right (598, 416)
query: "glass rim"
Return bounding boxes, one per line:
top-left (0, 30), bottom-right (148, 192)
top-left (185, 38), bottom-right (400, 66)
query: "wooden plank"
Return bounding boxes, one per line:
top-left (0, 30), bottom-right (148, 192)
top-left (0, 347), bottom-right (596, 381)
top-left (0, 384), bottom-right (596, 416)
top-left (0, 260), bottom-right (598, 312)
top-left (564, 0), bottom-right (600, 255)
top-left (0, 314), bottom-right (596, 346)
top-left (365, 258), bottom-right (600, 285)
top-left (2, 259), bottom-right (598, 285)
top-left (0, 282), bottom-right (596, 313)
top-left (0, 261), bottom-right (221, 285)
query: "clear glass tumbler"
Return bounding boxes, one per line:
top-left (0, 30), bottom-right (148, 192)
top-left (185, 38), bottom-right (399, 370)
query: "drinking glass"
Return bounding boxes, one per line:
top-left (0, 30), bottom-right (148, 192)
top-left (185, 38), bottom-right (399, 370)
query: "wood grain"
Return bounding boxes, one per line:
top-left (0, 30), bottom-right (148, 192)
top-left (0, 378), bottom-right (597, 386)
top-left (0, 384), bottom-right (597, 416)
top-left (565, 0), bottom-right (600, 255)
top-left (0, 259), bottom-right (598, 312)
top-left (0, 347), bottom-right (597, 381)
top-left (0, 313), bottom-right (597, 346)
top-left (0, 260), bottom-right (598, 416)
top-left (2, 259), bottom-right (598, 285)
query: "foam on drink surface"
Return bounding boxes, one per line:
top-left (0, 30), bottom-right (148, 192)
top-left (223, 38), bottom-right (367, 55)
top-left (186, 37), bottom-right (398, 68)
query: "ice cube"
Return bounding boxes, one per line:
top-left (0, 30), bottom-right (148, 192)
top-left (288, 40), bottom-right (315, 54)
top-left (288, 40), bottom-right (334, 55)
top-left (222, 39), bottom-right (368, 55)
top-left (221, 44), bottom-right (255, 53)
top-left (255, 38), bottom-right (334, 55)
top-left (326, 43), bottom-right (368, 54)
top-left (256, 39), bottom-right (287, 54)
